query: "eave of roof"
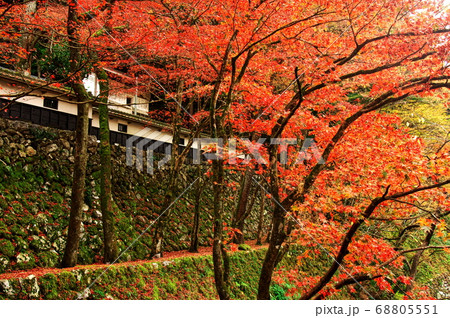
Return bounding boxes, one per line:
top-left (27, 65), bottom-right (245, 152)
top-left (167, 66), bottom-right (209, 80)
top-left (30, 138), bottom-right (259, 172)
top-left (0, 66), bottom-right (72, 96)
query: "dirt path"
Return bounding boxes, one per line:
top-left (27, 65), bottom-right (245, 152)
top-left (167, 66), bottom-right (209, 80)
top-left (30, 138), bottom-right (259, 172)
top-left (0, 240), bottom-right (267, 281)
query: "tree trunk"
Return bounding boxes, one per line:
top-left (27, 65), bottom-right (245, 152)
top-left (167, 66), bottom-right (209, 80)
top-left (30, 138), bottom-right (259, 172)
top-left (189, 165), bottom-right (203, 253)
top-left (96, 68), bottom-right (118, 263)
top-left (406, 224), bottom-right (436, 292)
top-left (209, 81), bottom-right (230, 300)
top-left (257, 141), bottom-right (289, 299)
top-left (150, 179), bottom-right (175, 257)
top-left (212, 158), bottom-right (230, 300)
top-left (232, 167), bottom-right (254, 244)
top-left (265, 220), bottom-right (272, 243)
top-left (257, 205), bottom-right (287, 299)
top-left (61, 99), bottom-right (89, 267)
top-left (150, 81), bottom-right (183, 257)
top-left (151, 225), bottom-right (164, 257)
top-left (189, 200), bottom-right (201, 253)
top-left (61, 1), bottom-right (91, 268)
top-left (17, 1), bottom-right (38, 75)
top-left (256, 189), bottom-right (266, 245)
top-left (232, 167), bottom-right (253, 243)
top-left (208, 31), bottom-right (237, 300)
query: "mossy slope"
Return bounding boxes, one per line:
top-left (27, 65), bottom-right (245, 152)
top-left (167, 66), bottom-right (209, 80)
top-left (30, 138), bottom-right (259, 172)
top-left (0, 249), bottom-right (294, 300)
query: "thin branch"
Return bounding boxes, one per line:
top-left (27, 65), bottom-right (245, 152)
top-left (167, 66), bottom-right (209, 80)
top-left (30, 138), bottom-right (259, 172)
top-left (380, 245), bottom-right (450, 268)
top-left (300, 179), bottom-right (449, 300)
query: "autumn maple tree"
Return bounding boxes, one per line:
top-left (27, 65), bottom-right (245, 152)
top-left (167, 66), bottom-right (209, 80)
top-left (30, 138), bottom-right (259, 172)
top-left (132, 0), bottom-right (449, 299)
top-left (130, 0), bottom-right (450, 299)
top-left (1, 0), bottom-right (449, 300)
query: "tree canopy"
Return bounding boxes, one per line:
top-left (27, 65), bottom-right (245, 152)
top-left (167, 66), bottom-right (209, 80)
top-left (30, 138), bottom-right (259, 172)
top-left (0, 0), bottom-right (449, 300)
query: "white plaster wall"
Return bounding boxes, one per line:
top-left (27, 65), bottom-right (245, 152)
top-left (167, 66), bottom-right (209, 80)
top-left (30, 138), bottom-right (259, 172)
top-left (0, 79), bottom-right (43, 107)
top-left (82, 73), bottom-right (99, 97)
top-left (0, 77), bottom-right (199, 149)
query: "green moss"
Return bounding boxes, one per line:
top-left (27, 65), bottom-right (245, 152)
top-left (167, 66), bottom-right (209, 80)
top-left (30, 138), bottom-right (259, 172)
top-left (393, 291), bottom-right (404, 300)
top-left (10, 202), bottom-right (23, 214)
top-left (136, 278), bottom-right (145, 289)
top-left (18, 276), bottom-right (39, 299)
top-left (0, 198), bottom-right (8, 210)
top-left (15, 237), bottom-right (28, 252)
top-left (8, 249), bottom-right (282, 299)
top-left (30, 127), bottom-right (57, 140)
top-left (135, 264), bottom-right (149, 275)
top-left (37, 251), bottom-right (59, 268)
top-left (10, 224), bottom-right (29, 237)
top-left (134, 242), bottom-right (147, 259)
top-left (152, 285), bottom-right (160, 300)
top-left (19, 214), bottom-right (36, 227)
top-left (270, 284), bottom-right (289, 300)
top-left (51, 192), bottom-right (64, 204)
top-left (0, 256), bottom-right (10, 272)
top-left (30, 236), bottom-right (51, 251)
top-left (0, 239), bottom-right (15, 257)
top-left (0, 221), bottom-right (11, 239)
top-left (238, 244), bottom-right (252, 251)
top-left (75, 269), bottom-right (92, 287)
top-left (39, 274), bottom-right (58, 299)
top-left (116, 266), bottom-right (127, 278)
top-left (57, 271), bottom-right (77, 290)
top-left (93, 289), bottom-right (106, 299)
top-left (166, 278), bottom-right (178, 294)
top-left (78, 245), bottom-right (95, 265)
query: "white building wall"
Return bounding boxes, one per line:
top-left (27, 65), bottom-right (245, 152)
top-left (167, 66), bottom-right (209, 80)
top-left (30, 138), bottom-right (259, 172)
top-left (82, 73), bottom-right (99, 97)
top-left (0, 76), bottom-right (197, 149)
